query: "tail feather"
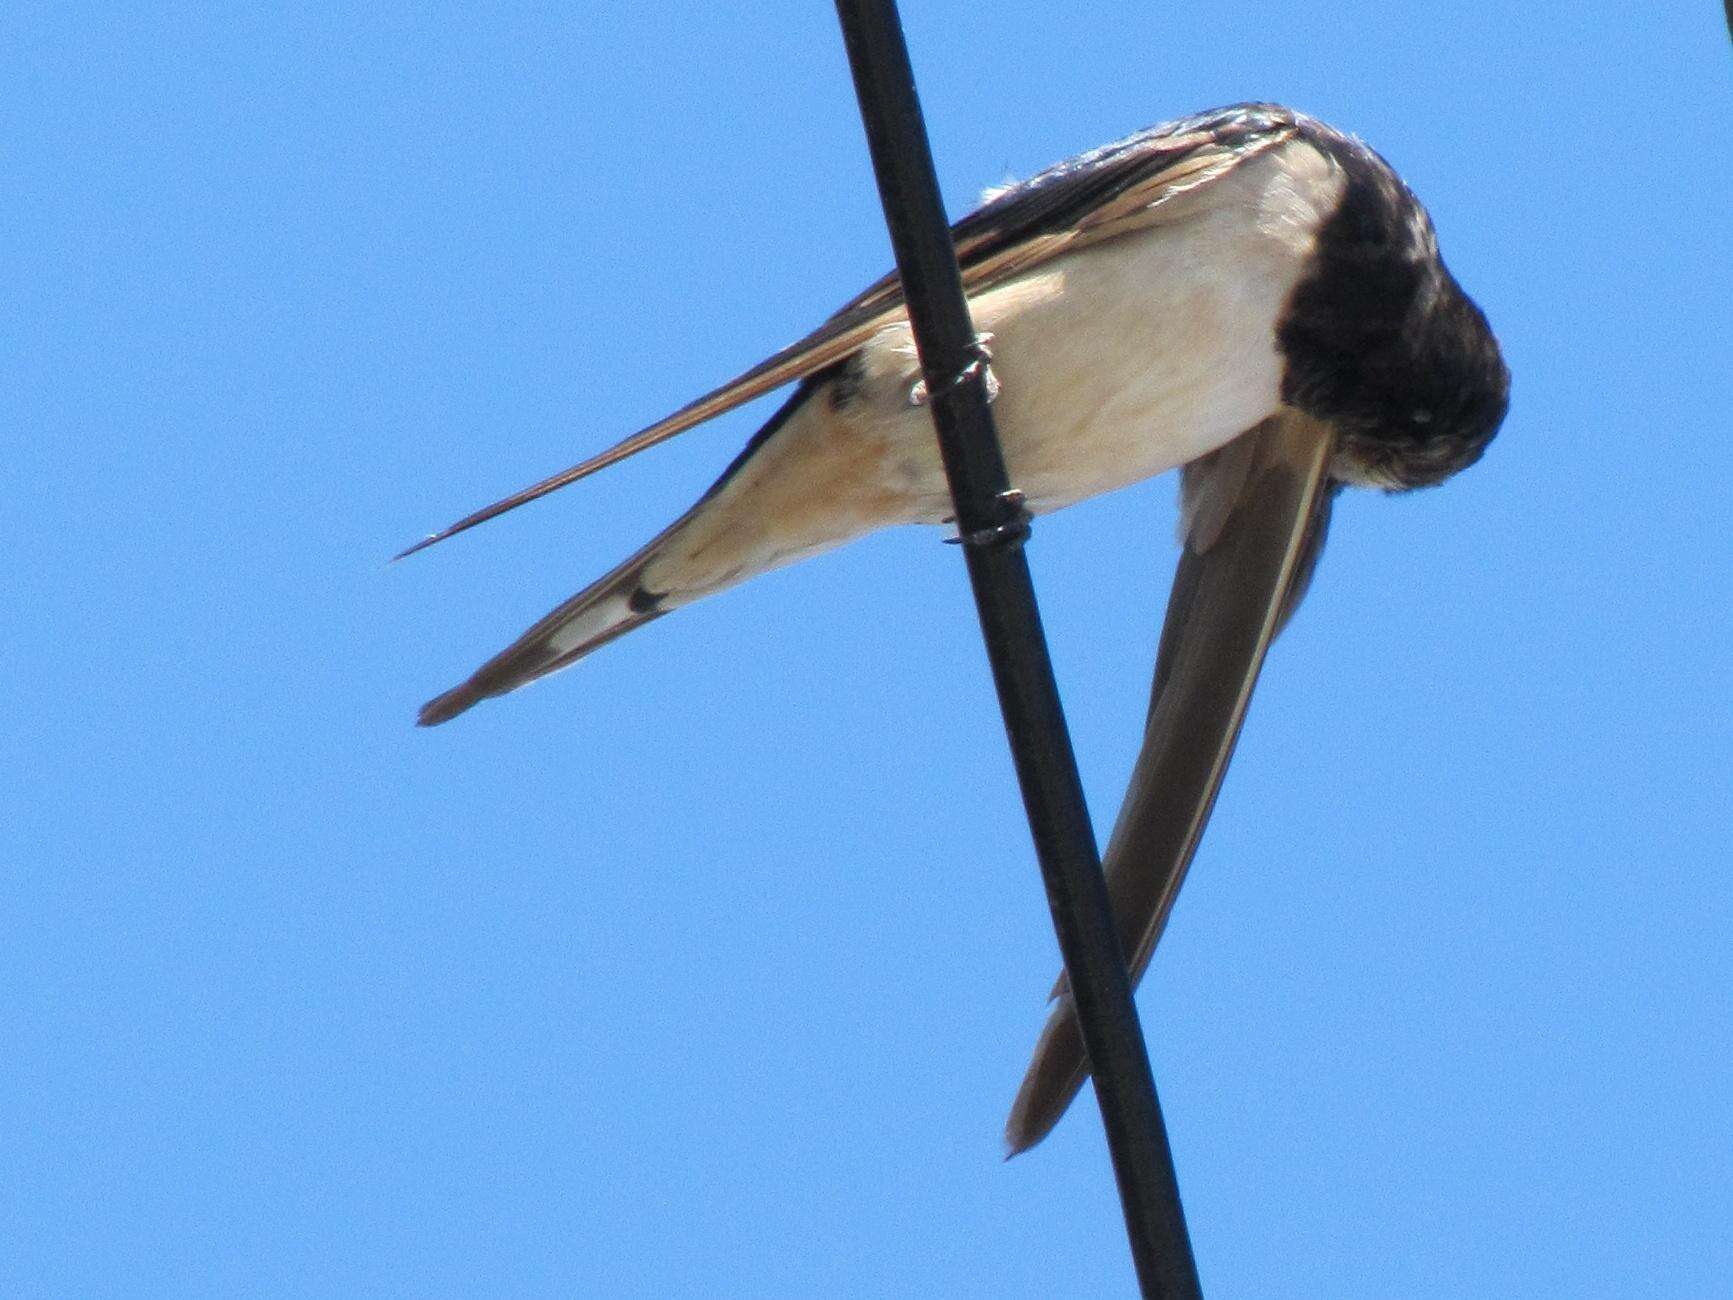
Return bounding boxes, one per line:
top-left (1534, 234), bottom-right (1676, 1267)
top-left (417, 377), bottom-right (849, 727)
top-left (417, 543), bottom-right (670, 727)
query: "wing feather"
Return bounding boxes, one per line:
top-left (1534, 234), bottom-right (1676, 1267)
top-left (1006, 408), bottom-right (1336, 1155)
top-left (398, 106), bottom-right (1299, 558)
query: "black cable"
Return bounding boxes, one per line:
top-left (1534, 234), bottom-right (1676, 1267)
top-left (831, 4), bottom-right (1201, 1294)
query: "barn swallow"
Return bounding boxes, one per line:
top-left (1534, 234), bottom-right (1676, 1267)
top-left (402, 104), bottom-right (1509, 1155)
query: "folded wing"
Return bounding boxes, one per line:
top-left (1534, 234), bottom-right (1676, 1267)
top-left (397, 106), bottom-right (1300, 559)
top-left (1006, 408), bottom-right (1337, 1155)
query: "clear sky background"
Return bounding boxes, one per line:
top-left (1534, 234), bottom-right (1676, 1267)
top-left (6, 5), bottom-right (1730, 1296)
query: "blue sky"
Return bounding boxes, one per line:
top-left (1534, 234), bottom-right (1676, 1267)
top-left (6, 5), bottom-right (1730, 1295)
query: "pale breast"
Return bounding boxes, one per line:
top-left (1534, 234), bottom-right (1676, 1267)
top-left (849, 138), bottom-right (1345, 522)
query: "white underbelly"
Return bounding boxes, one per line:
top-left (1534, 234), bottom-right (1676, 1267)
top-left (852, 162), bottom-right (1323, 522)
top-left (994, 234), bottom-right (1294, 509)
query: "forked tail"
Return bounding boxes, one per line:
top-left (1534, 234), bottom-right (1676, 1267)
top-left (417, 535), bottom-right (675, 727)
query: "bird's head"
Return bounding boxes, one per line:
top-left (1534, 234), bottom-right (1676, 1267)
top-left (1325, 269), bottom-right (1511, 490)
top-left (1278, 123), bottom-right (1511, 491)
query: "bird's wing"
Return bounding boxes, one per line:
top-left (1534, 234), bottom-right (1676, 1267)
top-left (1005, 408), bottom-right (1337, 1155)
top-left (396, 105), bottom-right (1299, 559)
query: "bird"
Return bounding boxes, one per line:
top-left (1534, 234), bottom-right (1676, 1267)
top-left (401, 103), bottom-right (1510, 1155)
